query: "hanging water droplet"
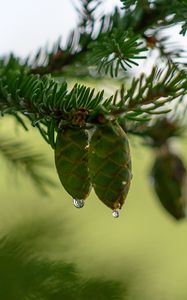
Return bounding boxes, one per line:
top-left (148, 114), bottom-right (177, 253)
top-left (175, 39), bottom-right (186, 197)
top-left (112, 210), bottom-right (119, 218)
top-left (73, 199), bottom-right (85, 208)
top-left (85, 144), bottom-right (89, 151)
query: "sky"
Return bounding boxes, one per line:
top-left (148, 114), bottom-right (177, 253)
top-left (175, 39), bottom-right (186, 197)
top-left (0, 0), bottom-right (121, 57)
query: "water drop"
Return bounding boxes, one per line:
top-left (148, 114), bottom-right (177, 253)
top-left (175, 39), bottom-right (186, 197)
top-left (73, 199), bottom-right (84, 208)
top-left (85, 144), bottom-right (89, 150)
top-left (112, 210), bottom-right (119, 218)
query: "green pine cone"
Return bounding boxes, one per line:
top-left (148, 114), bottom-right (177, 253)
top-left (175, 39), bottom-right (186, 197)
top-left (151, 150), bottom-right (187, 220)
top-left (55, 127), bottom-right (91, 200)
top-left (88, 122), bottom-right (132, 210)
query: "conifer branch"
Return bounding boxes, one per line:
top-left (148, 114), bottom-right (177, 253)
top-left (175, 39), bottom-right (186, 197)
top-left (120, 0), bottom-right (187, 35)
top-left (1, 59), bottom-right (186, 147)
top-left (87, 28), bottom-right (147, 77)
top-left (144, 33), bottom-right (187, 70)
top-left (111, 65), bottom-right (187, 121)
top-left (0, 135), bottom-right (55, 194)
top-left (29, 6), bottom-right (148, 77)
top-left (28, 0), bottom-right (187, 78)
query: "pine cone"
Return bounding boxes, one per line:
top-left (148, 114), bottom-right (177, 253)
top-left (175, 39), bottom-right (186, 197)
top-left (151, 150), bottom-right (187, 220)
top-left (55, 127), bottom-right (91, 200)
top-left (88, 122), bottom-right (132, 210)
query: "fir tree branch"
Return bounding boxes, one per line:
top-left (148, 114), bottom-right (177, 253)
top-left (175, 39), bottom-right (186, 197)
top-left (144, 33), bottom-right (187, 70)
top-left (0, 67), bottom-right (111, 146)
top-left (0, 231), bottom-right (127, 300)
top-left (30, 32), bottom-right (90, 76)
top-left (1, 60), bottom-right (187, 146)
top-left (74, 0), bottom-right (102, 29)
top-left (155, 0), bottom-right (187, 36)
top-left (121, 0), bottom-right (187, 35)
top-left (30, 1), bottom-right (104, 76)
top-left (87, 28), bottom-right (147, 77)
top-left (29, 7), bottom-right (148, 77)
top-left (28, 0), bottom-right (187, 78)
top-left (0, 135), bottom-right (56, 194)
top-left (120, 0), bottom-right (137, 10)
top-left (111, 65), bottom-right (187, 121)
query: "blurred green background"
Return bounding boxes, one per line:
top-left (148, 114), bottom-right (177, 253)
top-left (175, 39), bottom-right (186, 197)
top-left (1, 115), bottom-right (187, 300)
